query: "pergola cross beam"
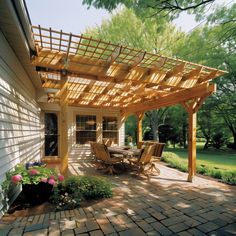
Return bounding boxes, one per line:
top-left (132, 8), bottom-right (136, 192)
top-left (31, 26), bottom-right (227, 182)
top-left (121, 83), bottom-right (216, 116)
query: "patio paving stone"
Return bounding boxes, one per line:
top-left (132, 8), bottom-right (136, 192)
top-left (89, 229), bottom-right (104, 236)
top-left (177, 231), bottom-right (192, 236)
top-left (145, 216), bottom-right (157, 223)
top-left (60, 219), bottom-right (77, 230)
top-left (85, 219), bottom-right (99, 231)
top-left (168, 222), bottom-right (190, 233)
top-left (0, 162), bottom-right (235, 236)
top-left (196, 221), bottom-right (220, 233)
top-left (24, 223), bottom-right (48, 232)
top-left (48, 230), bottom-right (60, 236)
top-left (8, 226), bottom-right (24, 235)
top-left (137, 219), bottom-right (154, 232)
top-left (187, 228), bottom-right (207, 236)
top-left (61, 229), bottom-right (75, 236)
top-left (23, 228), bottom-right (48, 236)
top-left (0, 225), bottom-right (12, 236)
top-left (74, 225), bottom-right (87, 234)
top-left (119, 227), bottom-right (147, 236)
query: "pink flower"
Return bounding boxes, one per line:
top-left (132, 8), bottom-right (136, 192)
top-left (11, 174), bottom-right (22, 184)
top-left (29, 169), bottom-right (39, 175)
top-left (58, 174), bottom-right (64, 182)
top-left (41, 177), bottom-right (48, 183)
top-left (49, 175), bottom-right (55, 180)
top-left (48, 178), bottom-right (56, 186)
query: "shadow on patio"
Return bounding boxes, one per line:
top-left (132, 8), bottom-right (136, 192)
top-left (1, 158), bottom-right (236, 236)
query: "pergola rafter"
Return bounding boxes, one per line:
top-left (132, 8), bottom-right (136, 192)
top-left (31, 25), bottom-right (227, 181)
top-left (32, 25), bottom-right (225, 112)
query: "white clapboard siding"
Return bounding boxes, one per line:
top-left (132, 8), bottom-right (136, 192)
top-left (0, 31), bottom-right (41, 216)
top-left (119, 122), bottom-right (125, 146)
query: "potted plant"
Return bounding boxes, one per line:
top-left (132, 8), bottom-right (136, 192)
top-left (4, 163), bottom-right (64, 205)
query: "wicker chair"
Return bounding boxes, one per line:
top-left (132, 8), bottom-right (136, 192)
top-left (92, 142), bottom-right (123, 174)
top-left (129, 144), bottom-right (159, 178)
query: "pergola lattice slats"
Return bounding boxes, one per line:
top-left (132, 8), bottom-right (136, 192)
top-left (31, 25), bottom-right (228, 182)
top-left (32, 25), bottom-right (226, 112)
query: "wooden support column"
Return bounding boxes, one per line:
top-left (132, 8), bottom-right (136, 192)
top-left (60, 72), bottom-right (69, 174)
top-left (182, 97), bottom-right (208, 182)
top-left (187, 110), bottom-right (197, 182)
top-left (136, 112), bottom-right (144, 148)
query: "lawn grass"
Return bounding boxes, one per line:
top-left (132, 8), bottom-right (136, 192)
top-left (165, 147), bottom-right (236, 171)
top-left (163, 147), bottom-right (236, 184)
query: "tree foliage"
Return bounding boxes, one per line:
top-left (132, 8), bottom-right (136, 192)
top-left (84, 2), bottom-right (236, 149)
top-left (85, 8), bottom-right (183, 55)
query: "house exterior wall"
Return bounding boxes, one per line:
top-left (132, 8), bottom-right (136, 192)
top-left (39, 104), bottom-right (125, 160)
top-left (68, 106), bottom-right (125, 161)
top-left (0, 31), bottom-right (41, 216)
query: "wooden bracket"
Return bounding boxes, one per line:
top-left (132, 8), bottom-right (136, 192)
top-left (107, 46), bottom-right (122, 66)
top-left (135, 112), bottom-right (145, 121)
top-left (181, 94), bottom-right (209, 114)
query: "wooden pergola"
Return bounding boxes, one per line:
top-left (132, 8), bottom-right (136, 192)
top-left (31, 25), bottom-right (226, 181)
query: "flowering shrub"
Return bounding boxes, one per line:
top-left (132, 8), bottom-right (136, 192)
top-left (50, 175), bottom-right (112, 211)
top-left (5, 164), bottom-right (64, 187)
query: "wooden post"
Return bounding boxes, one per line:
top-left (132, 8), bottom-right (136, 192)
top-left (136, 112), bottom-right (144, 148)
top-left (187, 110), bottom-right (197, 182)
top-left (60, 73), bottom-right (69, 174)
top-left (182, 97), bottom-right (208, 182)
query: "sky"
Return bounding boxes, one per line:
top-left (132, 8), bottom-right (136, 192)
top-left (25, 0), bottom-right (199, 35)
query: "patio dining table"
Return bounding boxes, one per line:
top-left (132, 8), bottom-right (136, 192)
top-left (108, 146), bottom-right (141, 158)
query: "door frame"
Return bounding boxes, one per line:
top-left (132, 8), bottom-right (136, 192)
top-left (42, 111), bottom-right (60, 158)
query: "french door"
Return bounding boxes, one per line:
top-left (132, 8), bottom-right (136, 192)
top-left (44, 113), bottom-right (59, 156)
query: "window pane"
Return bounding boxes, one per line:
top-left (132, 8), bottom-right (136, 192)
top-left (103, 117), bottom-right (118, 144)
top-left (44, 113), bottom-right (58, 156)
top-left (76, 115), bottom-right (96, 144)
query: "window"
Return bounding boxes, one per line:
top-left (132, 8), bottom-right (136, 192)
top-left (103, 117), bottom-right (118, 144)
top-left (44, 113), bottom-right (58, 156)
top-left (76, 115), bottom-right (96, 144)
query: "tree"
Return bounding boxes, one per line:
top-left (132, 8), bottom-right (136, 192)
top-left (198, 97), bottom-right (224, 149)
top-left (85, 8), bottom-right (183, 55)
top-left (83, 0), bottom-right (235, 47)
top-left (83, 0), bottom-right (216, 18)
top-left (144, 108), bottom-right (168, 141)
top-left (173, 20), bottom-right (236, 148)
top-left (85, 8), bottom-right (184, 142)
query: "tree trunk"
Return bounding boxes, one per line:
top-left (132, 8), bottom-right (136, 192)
top-left (233, 132), bottom-right (236, 150)
top-left (203, 138), bottom-right (210, 150)
top-left (183, 123), bottom-right (187, 148)
top-left (151, 122), bottom-right (159, 141)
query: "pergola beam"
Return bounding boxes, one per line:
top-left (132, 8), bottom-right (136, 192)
top-left (130, 51), bottom-right (146, 69)
top-left (122, 83), bottom-right (216, 115)
top-left (107, 46), bottom-right (122, 66)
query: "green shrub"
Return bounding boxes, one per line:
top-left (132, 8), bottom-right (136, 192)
top-left (162, 152), bottom-right (180, 160)
top-left (162, 152), bottom-right (188, 172)
top-left (221, 171), bottom-right (236, 185)
top-left (76, 176), bottom-right (113, 199)
top-left (161, 152), bottom-right (236, 185)
top-left (50, 175), bottom-right (113, 211)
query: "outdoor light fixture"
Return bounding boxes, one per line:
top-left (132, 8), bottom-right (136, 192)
top-left (61, 69), bottom-right (67, 76)
top-left (86, 120), bottom-right (96, 125)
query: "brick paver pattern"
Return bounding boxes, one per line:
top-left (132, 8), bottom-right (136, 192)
top-left (0, 159), bottom-right (235, 236)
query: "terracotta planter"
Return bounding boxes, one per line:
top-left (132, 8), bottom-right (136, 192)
top-left (22, 182), bottom-right (53, 205)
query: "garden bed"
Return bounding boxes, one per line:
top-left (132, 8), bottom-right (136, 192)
top-left (2, 163), bottom-right (113, 218)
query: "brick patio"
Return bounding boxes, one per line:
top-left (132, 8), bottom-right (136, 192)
top-left (0, 160), bottom-right (235, 236)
